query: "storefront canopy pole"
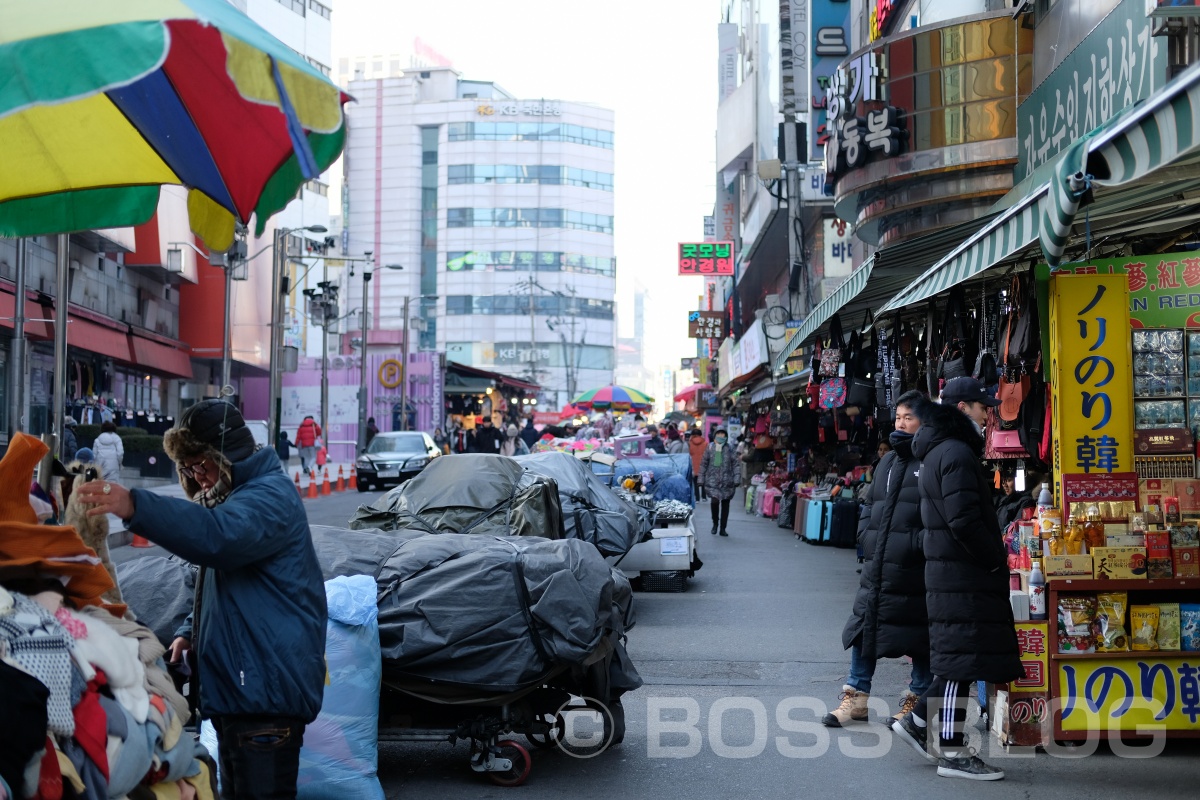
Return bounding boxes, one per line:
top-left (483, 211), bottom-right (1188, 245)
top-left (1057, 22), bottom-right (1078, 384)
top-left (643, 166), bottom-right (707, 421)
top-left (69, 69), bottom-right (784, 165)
top-left (7, 238), bottom-right (27, 436)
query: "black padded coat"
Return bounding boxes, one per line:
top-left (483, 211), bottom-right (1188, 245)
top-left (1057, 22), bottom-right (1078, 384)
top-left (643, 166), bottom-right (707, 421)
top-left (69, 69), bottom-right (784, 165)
top-left (911, 402), bottom-right (1023, 684)
top-left (841, 435), bottom-right (929, 661)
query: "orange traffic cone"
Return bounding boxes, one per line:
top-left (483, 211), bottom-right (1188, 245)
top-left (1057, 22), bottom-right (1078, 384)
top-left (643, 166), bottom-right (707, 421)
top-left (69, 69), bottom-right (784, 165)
top-left (307, 469), bottom-right (318, 499)
top-left (348, 465), bottom-right (358, 491)
top-left (295, 471), bottom-right (303, 499)
top-left (131, 533), bottom-right (153, 548)
top-left (321, 468), bottom-right (331, 496)
top-left (336, 466), bottom-right (346, 492)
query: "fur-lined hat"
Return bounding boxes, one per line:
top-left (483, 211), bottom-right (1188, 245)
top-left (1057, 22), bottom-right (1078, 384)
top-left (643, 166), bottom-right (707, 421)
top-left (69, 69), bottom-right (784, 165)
top-left (164, 400), bottom-right (257, 496)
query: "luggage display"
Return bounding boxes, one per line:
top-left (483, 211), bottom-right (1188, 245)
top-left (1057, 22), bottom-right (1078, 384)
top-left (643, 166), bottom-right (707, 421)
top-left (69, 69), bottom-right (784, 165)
top-left (776, 492), bottom-right (797, 529)
top-left (761, 487), bottom-right (782, 518)
top-left (745, 485), bottom-right (757, 514)
top-left (804, 499), bottom-right (830, 544)
top-left (829, 498), bottom-right (860, 549)
top-left (793, 492), bottom-right (808, 536)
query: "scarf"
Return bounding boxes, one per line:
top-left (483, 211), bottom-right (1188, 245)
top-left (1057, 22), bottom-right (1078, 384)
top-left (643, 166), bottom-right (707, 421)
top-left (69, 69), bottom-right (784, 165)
top-left (195, 475), bottom-right (232, 509)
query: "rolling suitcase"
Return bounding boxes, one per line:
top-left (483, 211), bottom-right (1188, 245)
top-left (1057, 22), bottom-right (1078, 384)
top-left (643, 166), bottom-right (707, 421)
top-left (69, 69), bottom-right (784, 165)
top-left (793, 494), bottom-right (809, 537)
top-left (829, 497), bottom-right (860, 549)
top-left (804, 499), bottom-right (829, 544)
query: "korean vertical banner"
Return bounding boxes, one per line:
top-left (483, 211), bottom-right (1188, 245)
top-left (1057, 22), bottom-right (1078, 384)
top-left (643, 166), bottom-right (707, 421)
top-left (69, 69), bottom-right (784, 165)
top-left (1049, 274), bottom-right (1134, 482)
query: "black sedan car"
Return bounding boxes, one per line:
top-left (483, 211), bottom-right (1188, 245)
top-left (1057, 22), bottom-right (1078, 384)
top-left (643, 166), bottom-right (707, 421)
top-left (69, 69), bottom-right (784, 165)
top-left (355, 431), bottom-right (442, 491)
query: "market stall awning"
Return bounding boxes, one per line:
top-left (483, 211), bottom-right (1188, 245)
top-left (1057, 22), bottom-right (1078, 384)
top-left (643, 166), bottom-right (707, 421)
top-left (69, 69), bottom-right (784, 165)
top-left (673, 382), bottom-right (711, 403)
top-left (878, 58), bottom-right (1200, 315)
top-left (749, 378), bottom-right (775, 404)
top-left (444, 361), bottom-right (539, 395)
top-left (773, 215), bottom-right (994, 372)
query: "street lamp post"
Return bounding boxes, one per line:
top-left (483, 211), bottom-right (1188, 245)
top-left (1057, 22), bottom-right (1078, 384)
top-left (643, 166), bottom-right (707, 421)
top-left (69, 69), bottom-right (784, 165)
top-left (355, 261), bottom-right (404, 452)
top-left (267, 224), bottom-right (326, 454)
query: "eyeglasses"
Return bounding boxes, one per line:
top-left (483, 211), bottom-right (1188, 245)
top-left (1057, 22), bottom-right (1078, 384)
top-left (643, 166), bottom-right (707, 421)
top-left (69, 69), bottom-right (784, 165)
top-left (179, 458), bottom-right (209, 479)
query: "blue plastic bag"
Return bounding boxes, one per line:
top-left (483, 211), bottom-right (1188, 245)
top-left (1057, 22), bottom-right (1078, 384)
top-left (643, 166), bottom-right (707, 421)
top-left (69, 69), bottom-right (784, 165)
top-left (297, 575), bottom-right (384, 800)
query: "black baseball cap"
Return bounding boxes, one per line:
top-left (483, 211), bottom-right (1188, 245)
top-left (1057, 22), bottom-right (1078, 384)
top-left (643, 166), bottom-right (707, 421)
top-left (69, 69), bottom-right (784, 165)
top-left (941, 376), bottom-right (1000, 407)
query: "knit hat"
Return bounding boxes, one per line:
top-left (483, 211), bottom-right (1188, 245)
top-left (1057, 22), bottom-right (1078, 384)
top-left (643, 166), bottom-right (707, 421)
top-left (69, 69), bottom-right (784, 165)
top-left (164, 400), bottom-right (257, 496)
top-left (74, 447), bottom-right (95, 463)
top-left (0, 433), bottom-right (119, 611)
top-left (64, 416), bottom-right (77, 427)
top-left (507, 424), bottom-right (519, 437)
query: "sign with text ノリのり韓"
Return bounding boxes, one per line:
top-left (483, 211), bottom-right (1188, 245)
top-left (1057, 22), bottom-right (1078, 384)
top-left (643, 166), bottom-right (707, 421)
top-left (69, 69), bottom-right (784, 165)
top-left (1059, 658), bottom-right (1200, 731)
top-left (1049, 274), bottom-right (1134, 475)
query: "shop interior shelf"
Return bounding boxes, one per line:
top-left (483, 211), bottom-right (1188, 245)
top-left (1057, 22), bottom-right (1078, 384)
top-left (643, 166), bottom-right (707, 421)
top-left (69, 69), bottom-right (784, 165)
top-left (1048, 577), bottom-right (1200, 592)
top-left (1050, 650), bottom-right (1200, 660)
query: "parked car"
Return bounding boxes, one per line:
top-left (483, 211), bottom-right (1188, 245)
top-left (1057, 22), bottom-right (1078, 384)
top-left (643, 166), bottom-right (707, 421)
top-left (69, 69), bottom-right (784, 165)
top-left (355, 431), bottom-right (442, 491)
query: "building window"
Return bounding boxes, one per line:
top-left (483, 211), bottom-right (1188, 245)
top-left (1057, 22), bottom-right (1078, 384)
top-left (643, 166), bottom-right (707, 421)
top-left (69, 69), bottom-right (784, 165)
top-left (443, 295), bottom-right (614, 320)
top-left (304, 179), bottom-right (328, 196)
top-left (445, 164), bottom-right (611, 190)
top-left (444, 208), bottom-right (613, 234)
top-left (420, 126), bottom-right (440, 350)
top-left (275, 0), bottom-right (305, 16)
top-left (308, 0), bottom-right (331, 19)
top-left (446, 250), bottom-right (615, 277)
top-left (446, 122), bottom-right (614, 149)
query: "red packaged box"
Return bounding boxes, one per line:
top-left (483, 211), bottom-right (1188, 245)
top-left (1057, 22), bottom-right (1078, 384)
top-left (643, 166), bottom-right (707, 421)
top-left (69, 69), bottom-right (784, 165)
top-left (1147, 531), bottom-right (1172, 559)
top-left (1173, 546), bottom-right (1200, 578)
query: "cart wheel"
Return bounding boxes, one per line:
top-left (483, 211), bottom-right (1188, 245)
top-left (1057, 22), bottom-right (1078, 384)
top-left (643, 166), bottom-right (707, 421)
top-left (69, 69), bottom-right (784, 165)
top-left (488, 740), bottom-right (532, 787)
top-left (526, 713), bottom-right (565, 749)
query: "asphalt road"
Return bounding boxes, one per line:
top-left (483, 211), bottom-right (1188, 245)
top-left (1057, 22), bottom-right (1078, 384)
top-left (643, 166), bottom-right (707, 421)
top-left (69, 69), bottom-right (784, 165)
top-left (113, 485), bottom-right (1200, 798)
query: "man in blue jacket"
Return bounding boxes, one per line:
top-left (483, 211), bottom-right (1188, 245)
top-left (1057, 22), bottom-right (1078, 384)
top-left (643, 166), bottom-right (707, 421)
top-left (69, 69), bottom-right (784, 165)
top-left (78, 400), bottom-right (326, 799)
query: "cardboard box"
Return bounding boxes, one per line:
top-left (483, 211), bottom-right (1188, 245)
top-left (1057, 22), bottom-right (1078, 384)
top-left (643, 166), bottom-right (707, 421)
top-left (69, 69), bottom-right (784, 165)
top-left (1173, 546), bottom-right (1200, 578)
top-left (1092, 547), bottom-right (1149, 579)
top-left (1175, 479), bottom-right (1200, 513)
top-left (1141, 478), bottom-right (1175, 510)
top-left (1045, 554), bottom-right (1094, 577)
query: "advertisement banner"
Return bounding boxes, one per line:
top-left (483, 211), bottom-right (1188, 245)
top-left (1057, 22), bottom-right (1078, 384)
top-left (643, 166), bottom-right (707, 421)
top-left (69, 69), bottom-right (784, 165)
top-left (1016, 0), bottom-right (1168, 183)
top-left (1058, 658), bottom-right (1200, 731)
top-left (810, 0), bottom-right (852, 162)
top-left (1050, 274), bottom-right (1135, 476)
top-left (1039, 250), bottom-right (1200, 328)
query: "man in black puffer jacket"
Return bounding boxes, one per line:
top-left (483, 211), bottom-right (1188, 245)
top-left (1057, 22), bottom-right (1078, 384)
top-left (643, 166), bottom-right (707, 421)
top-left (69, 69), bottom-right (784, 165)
top-left (892, 377), bottom-right (1022, 781)
top-left (824, 391), bottom-right (932, 728)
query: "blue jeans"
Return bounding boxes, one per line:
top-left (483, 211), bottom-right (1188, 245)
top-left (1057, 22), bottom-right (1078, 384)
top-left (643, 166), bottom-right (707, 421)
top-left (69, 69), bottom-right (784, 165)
top-left (847, 643), bottom-right (932, 697)
top-left (212, 716), bottom-right (306, 800)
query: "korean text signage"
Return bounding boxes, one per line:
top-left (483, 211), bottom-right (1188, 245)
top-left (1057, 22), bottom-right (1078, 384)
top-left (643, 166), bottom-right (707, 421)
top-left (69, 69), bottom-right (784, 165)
top-left (678, 242), bottom-right (734, 276)
top-left (476, 101), bottom-right (561, 116)
top-left (688, 311), bottom-right (725, 339)
top-left (823, 217), bottom-right (853, 279)
top-left (823, 51), bottom-right (907, 182)
top-left (1041, 250), bottom-right (1200, 328)
top-left (1050, 274), bottom-right (1134, 475)
top-left (1059, 659), bottom-right (1200, 731)
top-left (810, 0), bottom-right (851, 162)
top-left (1016, 0), bottom-right (1167, 183)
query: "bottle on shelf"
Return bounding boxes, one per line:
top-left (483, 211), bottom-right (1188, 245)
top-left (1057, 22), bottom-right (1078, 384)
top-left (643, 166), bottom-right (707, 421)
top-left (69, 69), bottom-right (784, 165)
top-left (1084, 503), bottom-right (1106, 551)
top-left (1029, 558), bottom-right (1047, 620)
top-left (1048, 522), bottom-right (1065, 557)
top-left (1065, 513), bottom-right (1087, 555)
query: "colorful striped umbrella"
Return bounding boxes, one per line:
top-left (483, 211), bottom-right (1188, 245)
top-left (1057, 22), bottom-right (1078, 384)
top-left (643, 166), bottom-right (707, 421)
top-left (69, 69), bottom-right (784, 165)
top-left (0, 0), bottom-right (348, 251)
top-left (571, 385), bottom-right (655, 412)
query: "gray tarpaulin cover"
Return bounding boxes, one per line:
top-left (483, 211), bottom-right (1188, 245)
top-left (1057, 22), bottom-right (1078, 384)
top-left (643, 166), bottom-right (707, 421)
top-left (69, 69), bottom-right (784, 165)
top-left (308, 525), bottom-right (639, 693)
top-left (115, 555), bottom-right (198, 647)
top-left (515, 451), bottom-right (647, 556)
top-left (349, 454), bottom-right (564, 539)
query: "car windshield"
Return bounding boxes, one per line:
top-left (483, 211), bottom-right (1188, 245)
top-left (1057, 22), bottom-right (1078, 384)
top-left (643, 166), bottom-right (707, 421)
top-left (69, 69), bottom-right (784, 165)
top-left (367, 434), bottom-right (426, 455)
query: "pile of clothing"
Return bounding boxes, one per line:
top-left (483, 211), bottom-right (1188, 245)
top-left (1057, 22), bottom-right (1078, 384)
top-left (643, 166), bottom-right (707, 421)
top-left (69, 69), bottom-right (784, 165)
top-left (0, 434), bottom-right (213, 800)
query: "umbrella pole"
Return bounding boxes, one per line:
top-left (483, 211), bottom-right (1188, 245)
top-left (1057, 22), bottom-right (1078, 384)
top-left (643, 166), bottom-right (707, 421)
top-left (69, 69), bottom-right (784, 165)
top-left (50, 233), bottom-right (70, 471)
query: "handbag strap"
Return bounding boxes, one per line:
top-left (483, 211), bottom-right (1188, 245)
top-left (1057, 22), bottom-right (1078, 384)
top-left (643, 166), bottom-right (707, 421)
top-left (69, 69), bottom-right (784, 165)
top-left (828, 313), bottom-right (845, 350)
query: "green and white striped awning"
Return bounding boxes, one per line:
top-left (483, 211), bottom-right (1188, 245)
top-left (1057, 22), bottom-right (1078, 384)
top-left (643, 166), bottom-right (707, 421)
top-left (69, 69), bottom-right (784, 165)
top-left (880, 58), bottom-right (1200, 313)
top-left (776, 256), bottom-right (876, 369)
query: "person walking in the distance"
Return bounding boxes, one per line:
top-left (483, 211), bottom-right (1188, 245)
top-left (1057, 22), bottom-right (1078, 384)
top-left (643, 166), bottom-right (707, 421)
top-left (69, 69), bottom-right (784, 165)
top-left (688, 427), bottom-right (708, 501)
top-left (295, 415), bottom-right (321, 472)
top-left (93, 420), bottom-right (124, 482)
top-left (699, 428), bottom-right (738, 536)
top-left (824, 391), bottom-right (932, 727)
top-left (892, 377), bottom-right (1022, 780)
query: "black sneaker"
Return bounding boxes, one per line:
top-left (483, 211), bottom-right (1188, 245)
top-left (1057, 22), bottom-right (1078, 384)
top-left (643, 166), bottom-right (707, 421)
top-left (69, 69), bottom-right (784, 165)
top-left (719, 530), bottom-right (729, 536)
top-left (937, 751), bottom-right (1005, 781)
top-left (710, 524), bottom-right (717, 535)
top-left (891, 713), bottom-right (937, 764)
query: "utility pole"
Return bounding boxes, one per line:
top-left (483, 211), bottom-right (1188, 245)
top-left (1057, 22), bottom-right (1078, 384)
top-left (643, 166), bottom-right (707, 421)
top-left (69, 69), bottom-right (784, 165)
top-left (267, 229), bottom-right (285, 453)
top-left (399, 295), bottom-right (410, 431)
top-left (8, 238), bottom-right (26, 435)
top-left (356, 254), bottom-right (373, 454)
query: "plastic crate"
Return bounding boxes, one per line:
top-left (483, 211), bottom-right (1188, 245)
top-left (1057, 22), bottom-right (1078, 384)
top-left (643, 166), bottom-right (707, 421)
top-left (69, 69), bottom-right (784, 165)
top-left (640, 570), bottom-right (688, 592)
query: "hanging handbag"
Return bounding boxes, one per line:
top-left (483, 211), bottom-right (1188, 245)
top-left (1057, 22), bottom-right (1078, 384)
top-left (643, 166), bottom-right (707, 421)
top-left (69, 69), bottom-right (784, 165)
top-left (937, 288), bottom-right (971, 382)
top-left (819, 377), bottom-right (847, 409)
top-left (856, 311), bottom-right (877, 379)
top-left (997, 310), bottom-right (1031, 426)
top-left (819, 314), bottom-right (845, 378)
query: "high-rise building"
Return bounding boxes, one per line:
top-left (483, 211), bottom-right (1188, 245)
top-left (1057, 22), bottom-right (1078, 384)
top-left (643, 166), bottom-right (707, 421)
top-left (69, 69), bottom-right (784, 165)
top-left (344, 67), bottom-right (616, 408)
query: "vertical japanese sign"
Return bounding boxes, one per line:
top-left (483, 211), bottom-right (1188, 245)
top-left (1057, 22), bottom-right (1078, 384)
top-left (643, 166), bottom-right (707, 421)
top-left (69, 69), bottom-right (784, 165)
top-left (1050, 274), bottom-right (1134, 476)
top-left (810, 0), bottom-right (851, 162)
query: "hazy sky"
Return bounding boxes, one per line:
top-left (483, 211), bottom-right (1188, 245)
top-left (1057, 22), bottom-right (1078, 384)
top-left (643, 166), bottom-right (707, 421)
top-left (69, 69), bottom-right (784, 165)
top-left (330, 0), bottom-right (718, 375)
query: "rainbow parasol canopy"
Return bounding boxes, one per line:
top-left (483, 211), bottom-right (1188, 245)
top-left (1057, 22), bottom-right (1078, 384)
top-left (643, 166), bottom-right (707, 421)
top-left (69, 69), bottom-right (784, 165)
top-left (0, 0), bottom-right (348, 251)
top-left (571, 385), bottom-right (655, 412)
